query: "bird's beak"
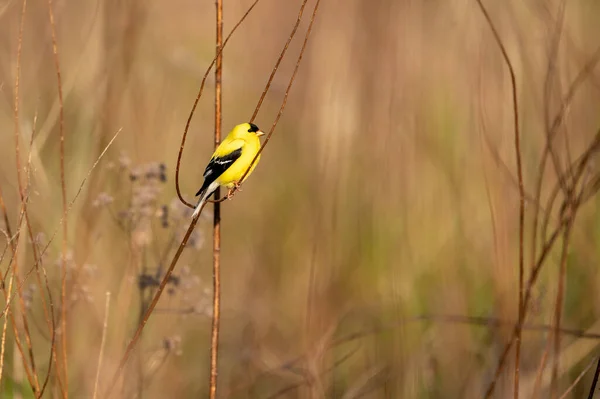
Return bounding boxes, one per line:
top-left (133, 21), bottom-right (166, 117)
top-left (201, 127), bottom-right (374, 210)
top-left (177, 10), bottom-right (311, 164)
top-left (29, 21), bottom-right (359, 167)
top-left (256, 130), bottom-right (265, 137)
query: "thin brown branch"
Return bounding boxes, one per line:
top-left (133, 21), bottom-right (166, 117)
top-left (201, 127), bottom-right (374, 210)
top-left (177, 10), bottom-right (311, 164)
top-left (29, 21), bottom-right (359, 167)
top-left (32, 241), bottom-right (58, 399)
top-left (214, 0), bottom-right (321, 204)
top-left (484, 172), bottom-right (596, 399)
top-left (22, 111), bottom-right (60, 399)
top-left (0, 203), bottom-right (35, 392)
top-left (0, 196), bottom-right (39, 393)
top-left (209, 0), bottom-right (223, 396)
top-left (12, 0), bottom-right (41, 393)
top-left (0, 229), bottom-right (13, 388)
top-left (3, 124), bottom-right (118, 395)
top-left (175, 0), bottom-right (261, 209)
top-left (47, 0), bottom-right (69, 390)
top-left (540, 131), bottom-right (600, 249)
top-left (474, 1), bottom-right (524, 398)
top-left (0, 129), bottom-right (121, 322)
top-left (104, 211), bottom-right (202, 398)
top-left (532, 42), bottom-right (600, 268)
top-left (249, 0), bottom-right (310, 123)
top-left (16, 132), bottom-right (62, 398)
top-left (484, 217), bottom-right (569, 398)
top-left (12, 80), bottom-right (63, 398)
top-left (475, 10), bottom-right (600, 399)
top-left (485, 134), bottom-right (599, 399)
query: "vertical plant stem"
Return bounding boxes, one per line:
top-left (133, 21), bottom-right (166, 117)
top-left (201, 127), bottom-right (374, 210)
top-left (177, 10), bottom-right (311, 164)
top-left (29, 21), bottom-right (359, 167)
top-left (0, 189), bottom-right (36, 393)
top-left (475, 2), bottom-right (523, 397)
top-left (0, 200), bottom-right (39, 394)
top-left (175, 0), bottom-right (261, 209)
top-left (210, 0), bottom-right (223, 397)
top-left (12, 0), bottom-right (43, 393)
top-left (0, 250), bottom-right (15, 393)
top-left (47, 0), bottom-right (69, 391)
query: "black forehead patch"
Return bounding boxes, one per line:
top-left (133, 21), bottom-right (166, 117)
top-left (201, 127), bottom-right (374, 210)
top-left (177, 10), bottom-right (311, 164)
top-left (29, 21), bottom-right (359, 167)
top-left (248, 123), bottom-right (259, 133)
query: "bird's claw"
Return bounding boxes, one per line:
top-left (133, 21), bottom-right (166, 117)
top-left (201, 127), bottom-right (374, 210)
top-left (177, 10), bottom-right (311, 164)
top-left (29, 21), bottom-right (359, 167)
top-left (226, 182), bottom-right (242, 200)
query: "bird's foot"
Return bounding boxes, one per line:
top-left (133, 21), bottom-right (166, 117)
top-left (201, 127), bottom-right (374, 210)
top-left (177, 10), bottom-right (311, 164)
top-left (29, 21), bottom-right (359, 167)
top-left (226, 182), bottom-right (242, 200)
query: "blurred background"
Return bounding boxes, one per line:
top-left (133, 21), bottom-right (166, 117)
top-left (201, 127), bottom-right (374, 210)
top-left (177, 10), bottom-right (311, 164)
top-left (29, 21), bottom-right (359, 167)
top-left (1, 0), bottom-right (600, 397)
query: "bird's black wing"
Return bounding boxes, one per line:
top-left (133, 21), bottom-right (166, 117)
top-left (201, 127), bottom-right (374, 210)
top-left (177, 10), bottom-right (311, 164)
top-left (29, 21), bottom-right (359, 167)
top-left (195, 148), bottom-right (242, 197)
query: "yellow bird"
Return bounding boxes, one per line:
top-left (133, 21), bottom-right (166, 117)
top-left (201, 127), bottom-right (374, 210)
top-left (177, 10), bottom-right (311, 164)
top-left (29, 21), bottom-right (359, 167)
top-left (192, 122), bottom-right (264, 218)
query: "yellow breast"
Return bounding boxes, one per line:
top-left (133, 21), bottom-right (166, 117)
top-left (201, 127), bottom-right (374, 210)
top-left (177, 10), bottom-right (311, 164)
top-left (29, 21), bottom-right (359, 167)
top-left (216, 135), bottom-right (262, 188)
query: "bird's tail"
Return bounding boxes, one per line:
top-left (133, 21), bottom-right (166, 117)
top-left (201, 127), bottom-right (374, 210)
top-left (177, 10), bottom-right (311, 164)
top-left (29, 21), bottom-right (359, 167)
top-left (192, 190), bottom-right (208, 219)
top-left (192, 182), bottom-right (218, 219)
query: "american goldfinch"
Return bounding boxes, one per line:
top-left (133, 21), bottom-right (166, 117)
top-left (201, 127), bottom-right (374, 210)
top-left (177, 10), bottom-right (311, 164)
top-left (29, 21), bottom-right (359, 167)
top-left (192, 122), bottom-right (265, 218)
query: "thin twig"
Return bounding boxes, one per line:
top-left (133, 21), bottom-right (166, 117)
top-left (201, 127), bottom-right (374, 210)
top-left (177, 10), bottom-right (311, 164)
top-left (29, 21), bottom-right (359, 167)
top-left (12, 0), bottom-right (41, 393)
top-left (540, 131), bottom-right (600, 250)
top-left (0, 229), bottom-right (15, 389)
top-left (92, 292), bottom-right (111, 399)
top-left (104, 210), bottom-right (203, 398)
top-left (0, 187), bottom-right (37, 392)
top-left (249, 0), bottom-right (310, 123)
top-left (13, 110), bottom-right (62, 397)
top-left (0, 124), bottom-right (121, 397)
top-left (47, 0), bottom-right (69, 390)
top-left (215, 0), bottom-right (321, 203)
top-left (0, 129), bottom-right (122, 321)
top-left (474, 2), bottom-right (524, 398)
top-left (23, 111), bottom-right (60, 399)
top-left (533, 42), bottom-right (600, 267)
top-left (209, 0), bottom-right (223, 396)
top-left (483, 176), bottom-right (595, 399)
top-left (175, 0), bottom-right (261, 209)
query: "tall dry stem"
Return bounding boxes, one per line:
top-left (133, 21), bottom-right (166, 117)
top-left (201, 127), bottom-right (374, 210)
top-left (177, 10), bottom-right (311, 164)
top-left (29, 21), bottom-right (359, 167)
top-left (46, 0), bottom-right (69, 391)
top-left (209, 0), bottom-right (224, 396)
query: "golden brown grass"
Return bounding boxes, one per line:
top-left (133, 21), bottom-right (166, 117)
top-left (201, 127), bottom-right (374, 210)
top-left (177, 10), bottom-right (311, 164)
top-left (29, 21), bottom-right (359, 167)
top-left (2, 0), bottom-right (600, 398)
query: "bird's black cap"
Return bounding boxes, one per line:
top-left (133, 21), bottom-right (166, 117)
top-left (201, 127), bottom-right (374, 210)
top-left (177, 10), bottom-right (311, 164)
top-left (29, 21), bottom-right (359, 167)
top-left (248, 123), bottom-right (260, 133)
